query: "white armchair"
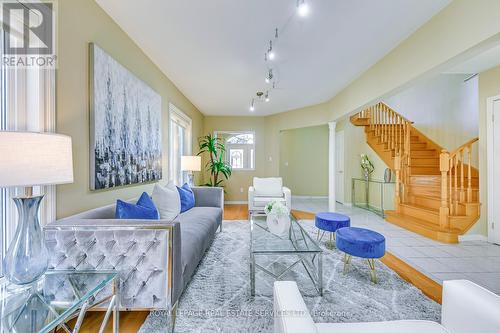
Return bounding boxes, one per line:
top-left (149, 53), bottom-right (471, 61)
top-left (248, 177), bottom-right (291, 214)
top-left (274, 280), bottom-right (500, 333)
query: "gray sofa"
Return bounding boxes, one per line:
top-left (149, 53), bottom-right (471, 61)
top-left (44, 186), bottom-right (223, 329)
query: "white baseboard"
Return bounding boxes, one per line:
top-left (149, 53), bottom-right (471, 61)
top-left (340, 202), bottom-right (352, 207)
top-left (458, 234), bottom-right (488, 242)
top-left (293, 195), bottom-right (328, 200)
top-left (225, 201), bottom-right (247, 205)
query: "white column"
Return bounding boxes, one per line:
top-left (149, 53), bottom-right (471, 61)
top-left (328, 121), bottom-right (337, 212)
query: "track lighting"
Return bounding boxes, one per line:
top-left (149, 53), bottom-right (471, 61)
top-left (265, 69), bottom-right (273, 84)
top-left (267, 40), bottom-right (275, 61)
top-left (265, 92), bottom-right (270, 102)
top-left (297, 0), bottom-right (309, 17)
top-left (250, 99), bottom-right (255, 112)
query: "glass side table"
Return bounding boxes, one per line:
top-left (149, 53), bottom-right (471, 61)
top-left (250, 212), bottom-right (323, 297)
top-left (0, 270), bottom-right (119, 333)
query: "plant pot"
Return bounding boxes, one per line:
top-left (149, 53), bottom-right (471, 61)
top-left (266, 213), bottom-right (291, 236)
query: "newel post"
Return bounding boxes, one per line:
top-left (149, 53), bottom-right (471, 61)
top-left (394, 154), bottom-right (401, 213)
top-left (439, 150), bottom-right (450, 230)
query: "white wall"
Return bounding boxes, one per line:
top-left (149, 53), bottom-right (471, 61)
top-left (384, 74), bottom-right (479, 152)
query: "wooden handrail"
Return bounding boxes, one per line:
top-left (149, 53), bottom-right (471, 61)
top-left (449, 137), bottom-right (478, 157)
top-left (439, 137), bottom-right (479, 223)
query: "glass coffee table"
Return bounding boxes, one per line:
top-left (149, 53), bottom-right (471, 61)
top-left (0, 270), bottom-right (119, 333)
top-left (250, 212), bottom-right (323, 296)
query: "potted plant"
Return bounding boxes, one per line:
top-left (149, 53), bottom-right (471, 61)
top-left (197, 134), bottom-right (232, 187)
top-left (360, 154), bottom-right (374, 181)
top-left (264, 201), bottom-right (291, 236)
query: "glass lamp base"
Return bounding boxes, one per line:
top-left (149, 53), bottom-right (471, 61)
top-left (2, 195), bottom-right (49, 285)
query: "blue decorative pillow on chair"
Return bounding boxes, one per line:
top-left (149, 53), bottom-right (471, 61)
top-left (115, 192), bottom-right (160, 220)
top-left (177, 183), bottom-right (195, 213)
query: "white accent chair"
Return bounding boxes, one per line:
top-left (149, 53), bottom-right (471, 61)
top-left (248, 177), bottom-right (291, 215)
top-left (274, 280), bottom-right (500, 333)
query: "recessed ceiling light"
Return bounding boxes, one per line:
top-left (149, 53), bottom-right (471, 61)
top-left (268, 51), bottom-right (276, 60)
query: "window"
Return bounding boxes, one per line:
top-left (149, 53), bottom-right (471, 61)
top-left (0, 27), bottom-right (56, 276)
top-left (215, 131), bottom-right (255, 170)
top-left (169, 104), bottom-right (192, 185)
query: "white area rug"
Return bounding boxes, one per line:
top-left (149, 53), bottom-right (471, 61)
top-left (139, 220), bottom-right (440, 332)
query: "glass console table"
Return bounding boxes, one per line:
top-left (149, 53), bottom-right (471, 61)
top-left (0, 270), bottom-right (119, 333)
top-left (250, 212), bottom-right (323, 297)
top-left (351, 178), bottom-right (395, 217)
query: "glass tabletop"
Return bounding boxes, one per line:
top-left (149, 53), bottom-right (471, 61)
top-left (250, 213), bottom-right (322, 254)
top-left (0, 270), bottom-right (117, 333)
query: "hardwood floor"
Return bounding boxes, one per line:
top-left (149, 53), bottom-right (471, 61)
top-left (67, 204), bottom-right (442, 332)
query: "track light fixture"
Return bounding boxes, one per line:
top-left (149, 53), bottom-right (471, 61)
top-left (297, 0), bottom-right (309, 17)
top-left (268, 40), bottom-right (275, 61)
top-left (265, 69), bottom-right (273, 84)
top-left (248, 3), bottom-right (310, 111)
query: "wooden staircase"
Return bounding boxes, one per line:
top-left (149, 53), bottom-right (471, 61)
top-left (351, 102), bottom-right (480, 243)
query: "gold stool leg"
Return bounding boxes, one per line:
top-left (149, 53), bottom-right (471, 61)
top-left (343, 254), bottom-right (351, 274)
top-left (367, 259), bottom-right (378, 283)
top-left (325, 232), bottom-right (335, 250)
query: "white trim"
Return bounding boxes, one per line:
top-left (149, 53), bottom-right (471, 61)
top-left (292, 195), bottom-right (328, 200)
top-left (328, 121), bottom-right (337, 212)
top-left (169, 103), bottom-right (192, 185)
top-left (224, 201), bottom-right (247, 205)
top-left (486, 94), bottom-right (500, 243)
top-left (458, 234), bottom-right (488, 242)
top-left (341, 202), bottom-right (353, 207)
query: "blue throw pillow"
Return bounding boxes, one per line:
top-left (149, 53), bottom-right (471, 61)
top-left (177, 183), bottom-right (195, 213)
top-left (115, 192), bottom-right (160, 220)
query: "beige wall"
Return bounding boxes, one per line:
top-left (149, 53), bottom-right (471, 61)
top-left (203, 116), bottom-right (267, 202)
top-left (279, 125), bottom-right (328, 196)
top-left (477, 65), bottom-right (500, 236)
top-left (56, 0), bottom-right (204, 218)
top-left (384, 74), bottom-right (479, 152)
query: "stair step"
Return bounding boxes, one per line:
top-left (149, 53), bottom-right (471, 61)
top-left (411, 157), bottom-right (439, 166)
top-left (411, 142), bottom-right (427, 149)
top-left (412, 149), bottom-right (438, 157)
top-left (400, 203), bottom-right (439, 223)
top-left (385, 211), bottom-right (461, 243)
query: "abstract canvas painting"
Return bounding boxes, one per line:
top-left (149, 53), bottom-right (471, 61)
top-left (90, 43), bottom-right (162, 190)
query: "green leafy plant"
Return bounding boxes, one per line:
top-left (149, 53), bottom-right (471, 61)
top-left (360, 153), bottom-right (374, 177)
top-left (197, 134), bottom-right (232, 187)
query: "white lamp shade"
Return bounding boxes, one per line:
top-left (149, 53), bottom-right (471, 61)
top-left (181, 155), bottom-right (201, 172)
top-left (0, 132), bottom-right (74, 187)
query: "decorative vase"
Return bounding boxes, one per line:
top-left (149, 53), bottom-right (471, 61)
top-left (2, 195), bottom-right (49, 285)
top-left (384, 168), bottom-right (392, 183)
top-left (266, 213), bottom-right (291, 236)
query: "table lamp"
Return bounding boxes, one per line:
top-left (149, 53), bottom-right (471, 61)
top-left (181, 155), bottom-right (201, 187)
top-left (0, 132), bottom-right (73, 285)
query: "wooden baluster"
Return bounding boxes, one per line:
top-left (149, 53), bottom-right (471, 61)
top-left (440, 150), bottom-right (450, 229)
top-left (391, 111), bottom-right (395, 150)
top-left (370, 106), bottom-right (374, 130)
top-left (406, 122), bottom-right (411, 182)
top-left (382, 106), bottom-right (385, 143)
top-left (467, 145), bottom-right (472, 202)
top-left (460, 150), bottom-right (465, 203)
top-left (394, 154), bottom-right (401, 212)
top-left (454, 157), bottom-right (458, 212)
top-left (449, 157), bottom-right (453, 215)
top-left (399, 116), bottom-right (403, 156)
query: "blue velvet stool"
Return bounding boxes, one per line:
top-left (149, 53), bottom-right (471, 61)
top-left (314, 212), bottom-right (350, 250)
top-left (336, 227), bottom-right (386, 283)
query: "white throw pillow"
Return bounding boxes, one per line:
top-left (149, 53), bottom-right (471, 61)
top-left (253, 177), bottom-right (283, 197)
top-left (152, 182), bottom-right (181, 220)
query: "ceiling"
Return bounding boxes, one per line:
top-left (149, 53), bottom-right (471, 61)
top-left (96, 0), bottom-right (451, 116)
top-left (445, 43), bottom-right (500, 75)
